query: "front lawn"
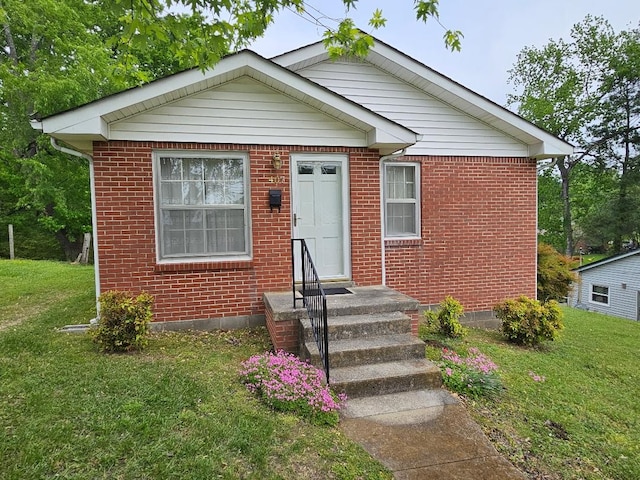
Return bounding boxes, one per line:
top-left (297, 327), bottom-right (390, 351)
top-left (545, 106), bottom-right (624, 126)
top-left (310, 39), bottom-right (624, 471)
top-left (0, 260), bottom-right (390, 479)
top-left (4, 260), bottom-right (638, 479)
top-left (428, 308), bottom-right (640, 479)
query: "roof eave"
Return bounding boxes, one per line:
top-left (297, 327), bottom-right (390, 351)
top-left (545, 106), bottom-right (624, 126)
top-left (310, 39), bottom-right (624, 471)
top-left (34, 49), bottom-right (418, 154)
top-left (274, 38), bottom-right (574, 157)
top-left (576, 249), bottom-right (640, 272)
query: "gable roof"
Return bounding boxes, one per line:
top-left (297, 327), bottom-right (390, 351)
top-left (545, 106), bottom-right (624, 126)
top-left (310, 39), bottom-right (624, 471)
top-left (31, 50), bottom-right (419, 155)
top-left (273, 38), bottom-right (574, 160)
top-left (575, 249), bottom-right (640, 273)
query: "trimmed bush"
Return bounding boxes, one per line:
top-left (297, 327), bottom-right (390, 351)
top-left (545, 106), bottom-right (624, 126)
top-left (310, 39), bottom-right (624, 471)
top-left (537, 242), bottom-right (578, 302)
top-left (89, 291), bottom-right (153, 353)
top-left (494, 296), bottom-right (563, 346)
top-left (424, 296), bottom-right (467, 338)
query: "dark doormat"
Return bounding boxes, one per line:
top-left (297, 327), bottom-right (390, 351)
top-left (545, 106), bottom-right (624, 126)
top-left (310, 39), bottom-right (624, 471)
top-left (323, 287), bottom-right (353, 295)
top-left (299, 287), bottom-right (353, 296)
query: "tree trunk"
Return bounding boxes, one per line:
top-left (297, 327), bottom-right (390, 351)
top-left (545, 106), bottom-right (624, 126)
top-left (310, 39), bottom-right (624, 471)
top-left (557, 157), bottom-right (574, 256)
top-left (55, 230), bottom-right (83, 262)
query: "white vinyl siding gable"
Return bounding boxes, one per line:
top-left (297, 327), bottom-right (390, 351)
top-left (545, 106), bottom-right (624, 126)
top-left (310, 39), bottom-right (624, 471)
top-left (569, 253), bottom-right (640, 321)
top-left (297, 60), bottom-right (528, 157)
top-left (111, 76), bottom-right (367, 147)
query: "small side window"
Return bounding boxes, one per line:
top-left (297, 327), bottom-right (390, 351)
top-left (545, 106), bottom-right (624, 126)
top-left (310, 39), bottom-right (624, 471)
top-left (384, 163), bottom-right (420, 238)
top-left (590, 284), bottom-right (609, 305)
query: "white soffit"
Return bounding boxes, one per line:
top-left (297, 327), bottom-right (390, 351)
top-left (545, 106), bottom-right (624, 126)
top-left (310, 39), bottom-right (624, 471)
top-left (35, 50), bottom-right (417, 155)
top-left (273, 40), bottom-right (574, 160)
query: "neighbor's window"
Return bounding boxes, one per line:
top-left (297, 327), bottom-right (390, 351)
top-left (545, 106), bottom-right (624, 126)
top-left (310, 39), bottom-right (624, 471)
top-left (590, 284), bottom-right (609, 305)
top-left (155, 152), bottom-right (249, 260)
top-left (384, 163), bottom-right (420, 237)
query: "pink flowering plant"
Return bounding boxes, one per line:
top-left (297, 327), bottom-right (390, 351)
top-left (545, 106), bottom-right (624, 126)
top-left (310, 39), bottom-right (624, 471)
top-left (239, 350), bottom-right (347, 426)
top-left (439, 347), bottom-right (502, 399)
top-left (528, 371), bottom-right (546, 383)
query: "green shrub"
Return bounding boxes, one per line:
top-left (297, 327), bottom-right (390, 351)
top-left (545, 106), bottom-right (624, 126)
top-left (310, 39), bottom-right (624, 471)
top-left (89, 291), bottom-right (153, 353)
top-left (537, 242), bottom-right (578, 302)
top-left (494, 296), bottom-right (563, 346)
top-left (424, 296), bottom-right (467, 338)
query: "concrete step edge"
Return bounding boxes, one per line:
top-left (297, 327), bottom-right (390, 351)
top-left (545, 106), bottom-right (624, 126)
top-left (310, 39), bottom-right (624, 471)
top-left (330, 358), bottom-right (440, 383)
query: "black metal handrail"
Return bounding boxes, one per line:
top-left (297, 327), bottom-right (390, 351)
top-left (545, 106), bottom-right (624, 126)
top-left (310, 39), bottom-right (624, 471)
top-left (291, 238), bottom-right (330, 384)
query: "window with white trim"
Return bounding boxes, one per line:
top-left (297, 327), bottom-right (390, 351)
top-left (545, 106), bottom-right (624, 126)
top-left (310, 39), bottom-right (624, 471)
top-left (155, 151), bottom-right (250, 260)
top-left (384, 163), bottom-right (420, 237)
top-left (590, 284), bottom-right (609, 305)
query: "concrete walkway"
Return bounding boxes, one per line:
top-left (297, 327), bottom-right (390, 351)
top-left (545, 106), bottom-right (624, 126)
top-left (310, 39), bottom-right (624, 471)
top-left (340, 389), bottom-right (526, 480)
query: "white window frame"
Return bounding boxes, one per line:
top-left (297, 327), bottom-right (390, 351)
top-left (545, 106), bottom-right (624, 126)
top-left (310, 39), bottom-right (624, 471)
top-left (383, 162), bottom-right (421, 239)
top-left (153, 150), bottom-right (251, 263)
top-left (590, 284), bottom-right (610, 306)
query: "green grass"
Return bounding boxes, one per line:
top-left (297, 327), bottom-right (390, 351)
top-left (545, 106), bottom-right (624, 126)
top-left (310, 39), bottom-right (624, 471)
top-left (426, 309), bottom-right (640, 479)
top-left (578, 253), bottom-right (608, 266)
top-left (0, 260), bottom-right (391, 479)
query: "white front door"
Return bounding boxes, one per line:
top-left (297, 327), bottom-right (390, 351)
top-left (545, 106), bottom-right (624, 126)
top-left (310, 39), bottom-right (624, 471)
top-left (292, 154), bottom-right (350, 280)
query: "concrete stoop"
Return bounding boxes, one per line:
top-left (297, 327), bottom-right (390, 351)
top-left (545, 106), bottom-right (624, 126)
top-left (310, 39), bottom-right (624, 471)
top-left (297, 286), bottom-right (441, 398)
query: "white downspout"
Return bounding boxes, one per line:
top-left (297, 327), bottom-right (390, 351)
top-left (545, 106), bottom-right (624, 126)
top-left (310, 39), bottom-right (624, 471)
top-left (49, 138), bottom-right (101, 317)
top-left (379, 148), bottom-right (407, 286)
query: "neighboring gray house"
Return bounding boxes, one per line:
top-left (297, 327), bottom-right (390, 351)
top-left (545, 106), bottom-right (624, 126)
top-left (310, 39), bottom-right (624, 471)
top-left (569, 250), bottom-right (640, 321)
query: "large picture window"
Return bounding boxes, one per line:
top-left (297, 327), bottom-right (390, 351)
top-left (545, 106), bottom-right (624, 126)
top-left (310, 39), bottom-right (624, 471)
top-left (590, 284), bottom-right (609, 305)
top-left (155, 152), bottom-right (250, 260)
top-left (384, 163), bottom-right (420, 238)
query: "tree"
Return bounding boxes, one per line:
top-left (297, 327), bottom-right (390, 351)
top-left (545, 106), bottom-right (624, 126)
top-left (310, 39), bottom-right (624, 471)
top-left (588, 27), bottom-right (640, 252)
top-left (100, 0), bottom-right (462, 75)
top-left (570, 163), bottom-right (619, 251)
top-left (537, 170), bottom-right (564, 252)
top-left (0, 0), bottom-right (205, 259)
top-left (508, 16), bottom-right (617, 255)
top-left (537, 242), bottom-right (577, 302)
top-left (0, 0), bottom-right (119, 258)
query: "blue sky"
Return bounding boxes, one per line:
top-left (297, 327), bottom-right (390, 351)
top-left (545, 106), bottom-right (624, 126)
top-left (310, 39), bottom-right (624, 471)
top-left (249, 0), bottom-right (640, 107)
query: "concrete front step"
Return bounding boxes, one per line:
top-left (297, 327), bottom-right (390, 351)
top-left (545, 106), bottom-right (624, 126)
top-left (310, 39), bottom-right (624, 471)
top-left (341, 389), bottom-right (458, 419)
top-left (305, 333), bottom-right (427, 369)
top-left (330, 359), bottom-right (442, 398)
top-left (300, 311), bottom-right (412, 343)
top-left (264, 285), bottom-right (420, 325)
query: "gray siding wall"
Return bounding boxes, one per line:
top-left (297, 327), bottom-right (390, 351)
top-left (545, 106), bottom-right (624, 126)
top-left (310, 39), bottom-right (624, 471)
top-left (569, 255), bottom-right (640, 321)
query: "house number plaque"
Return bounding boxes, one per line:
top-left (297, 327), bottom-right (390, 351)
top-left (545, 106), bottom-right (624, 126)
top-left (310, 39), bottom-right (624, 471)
top-left (268, 175), bottom-right (286, 184)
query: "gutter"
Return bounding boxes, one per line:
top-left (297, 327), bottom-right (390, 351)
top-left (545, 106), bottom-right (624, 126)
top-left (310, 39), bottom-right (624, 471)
top-left (48, 137), bottom-right (101, 316)
top-left (378, 148), bottom-right (407, 286)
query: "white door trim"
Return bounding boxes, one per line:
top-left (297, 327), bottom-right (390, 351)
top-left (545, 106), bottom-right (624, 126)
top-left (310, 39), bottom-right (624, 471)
top-left (291, 153), bottom-right (351, 280)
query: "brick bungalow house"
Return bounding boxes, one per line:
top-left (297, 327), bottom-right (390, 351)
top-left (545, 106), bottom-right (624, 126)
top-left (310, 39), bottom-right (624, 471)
top-left (32, 38), bottom-right (573, 348)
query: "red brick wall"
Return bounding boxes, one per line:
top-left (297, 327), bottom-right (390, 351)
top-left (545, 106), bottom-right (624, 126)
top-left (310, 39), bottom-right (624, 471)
top-left (384, 156), bottom-right (538, 311)
top-left (92, 141), bottom-right (382, 324)
top-left (93, 142), bottom-right (536, 325)
top-left (348, 150), bottom-right (383, 285)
